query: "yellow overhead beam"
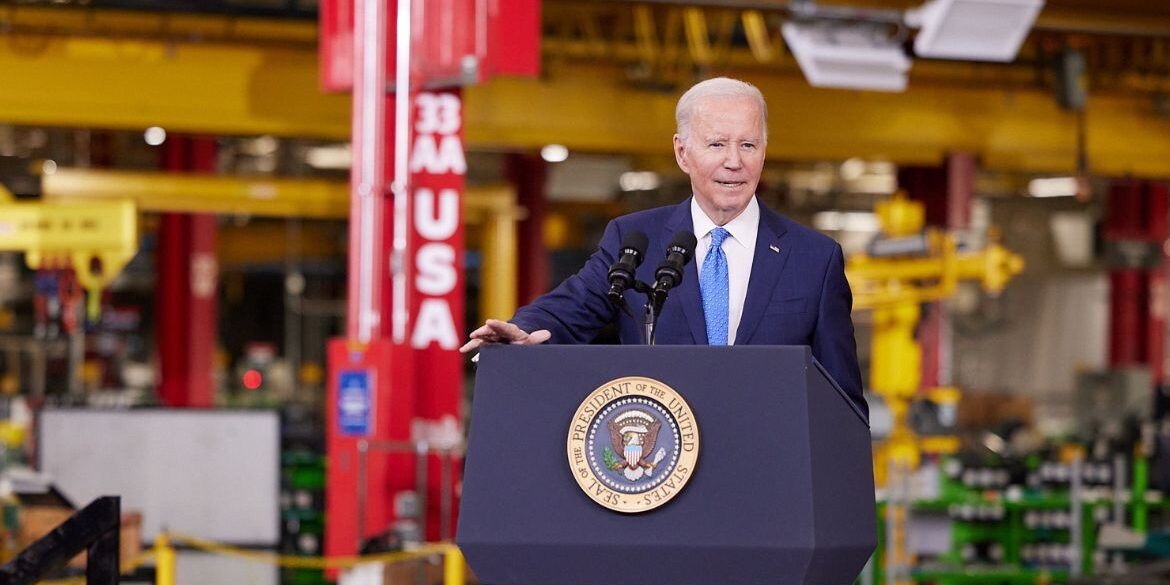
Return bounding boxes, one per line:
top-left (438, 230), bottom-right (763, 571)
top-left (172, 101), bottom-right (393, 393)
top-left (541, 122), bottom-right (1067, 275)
top-left (44, 169), bottom-right (351, 218)
top-left (0, 33), bottom-right (349, 139)
top-left (0, 5), bottom-right (317, 46)
top-left (43, 169), bottom-right (522, 318)
top-left (466, 65), bottom-right (1170, 177)
top-left (44, 168), bottom-right (521, 220)
top-left (6, 29), bottom-right (1170, 176)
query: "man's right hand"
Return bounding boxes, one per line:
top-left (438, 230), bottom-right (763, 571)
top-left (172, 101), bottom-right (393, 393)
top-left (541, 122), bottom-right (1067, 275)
top-left (459, 319), bottom-right (552, 354)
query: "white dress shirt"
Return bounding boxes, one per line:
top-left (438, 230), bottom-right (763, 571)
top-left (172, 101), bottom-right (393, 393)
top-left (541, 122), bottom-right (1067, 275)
top-left (691, 196), bottom-right (759, 345)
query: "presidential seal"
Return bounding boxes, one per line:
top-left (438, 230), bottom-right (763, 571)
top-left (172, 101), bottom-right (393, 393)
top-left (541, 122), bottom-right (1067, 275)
top-left (566, 376), bottom-right (699, 513)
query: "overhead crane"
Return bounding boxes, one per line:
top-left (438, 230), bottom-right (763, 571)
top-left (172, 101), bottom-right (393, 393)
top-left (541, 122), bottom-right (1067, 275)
top-left (35, 168), bottom-right (523, 323)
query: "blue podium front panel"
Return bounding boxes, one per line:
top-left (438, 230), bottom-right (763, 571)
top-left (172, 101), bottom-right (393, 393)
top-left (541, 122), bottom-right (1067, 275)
top-left (458, 345), bottom-right (874, 585)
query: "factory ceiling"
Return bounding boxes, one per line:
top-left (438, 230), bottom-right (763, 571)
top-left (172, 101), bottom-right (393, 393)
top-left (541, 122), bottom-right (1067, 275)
top-left (2, 1), bottom-right (1170, 176)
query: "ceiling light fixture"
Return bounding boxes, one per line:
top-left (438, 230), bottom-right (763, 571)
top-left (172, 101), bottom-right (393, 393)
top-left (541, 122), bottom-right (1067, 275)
top-left (541, 144), bottom-right (569, 163)
top-left (782, 21), bottom-right (911, 92)
top-left (907, 0), bottom-right (1044, 62)
top-left (1028, 176), bottom-right (1080, 198)
top-left (780, 0), bottom-right (1045, 92)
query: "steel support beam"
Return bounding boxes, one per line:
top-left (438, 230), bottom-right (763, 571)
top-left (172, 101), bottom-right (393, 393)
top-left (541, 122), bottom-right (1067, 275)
top-left (6, 31), bottom-right (1170, 175)
top-left (42, 168), bottom-right (521, 329)
top-left (44, 169), bottom-right (353, 218)
top-left (0, 34), bottom-right (349, 138)
top-left (155, 136), bottom-right (218, 408)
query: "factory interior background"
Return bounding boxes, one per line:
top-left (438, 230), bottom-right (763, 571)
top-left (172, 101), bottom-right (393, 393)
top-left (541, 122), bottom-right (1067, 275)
top-left (4, 0), bottom-right (1170, 583)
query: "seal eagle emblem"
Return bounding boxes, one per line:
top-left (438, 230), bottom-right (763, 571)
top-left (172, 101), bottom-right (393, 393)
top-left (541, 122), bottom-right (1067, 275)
top-left (566, 376), bottom-right (700, 513)
top-left (608, 410), bottom-right (664, 481)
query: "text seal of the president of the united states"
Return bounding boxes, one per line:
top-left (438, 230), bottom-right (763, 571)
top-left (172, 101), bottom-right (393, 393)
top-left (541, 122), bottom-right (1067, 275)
top-left (566, 376), bottom-right (700, 513)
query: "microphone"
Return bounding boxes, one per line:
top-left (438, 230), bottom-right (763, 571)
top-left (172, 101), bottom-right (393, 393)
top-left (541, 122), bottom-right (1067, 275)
top-left (653, 231), bottom-right (698, 294)
top-left (606, 230), bottom-right (649, 305)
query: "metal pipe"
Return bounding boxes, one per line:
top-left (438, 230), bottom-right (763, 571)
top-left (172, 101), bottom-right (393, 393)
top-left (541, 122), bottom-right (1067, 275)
top-left (355, 441), bottom-right (465, 549)
top-left (1070, 455), bottom-right (1083, 576)
top-left (284, 218), bottom-right (302, 377)
top-left (440, 450), bottom-right (452, 541)
top-left (885, 457), bottom-right (900, 585)
top-left (357, 439), bottom-right (369, 551)
top-left (391, 0), bottom-right (413, 344)
top-left (67, 326), bottom-right (83, 396)
top-left (415, 441), bottom-right (428, 585)
top-left (351, 0), bottom-right (388, 343)
top-left (1113, 453), bottom-right (1127, 526)
top-left (30, 342), bottom-right (45, 398)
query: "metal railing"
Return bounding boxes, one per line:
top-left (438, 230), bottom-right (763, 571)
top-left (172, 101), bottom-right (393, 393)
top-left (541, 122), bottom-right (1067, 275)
top-left (0, 496), bottom-right (121, 585)
top-left (356, 440), bottom-right (463, 545)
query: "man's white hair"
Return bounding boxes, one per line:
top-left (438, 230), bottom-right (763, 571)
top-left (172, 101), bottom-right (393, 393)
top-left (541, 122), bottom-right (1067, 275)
top-left (675, 77), bottom-right (768, 144)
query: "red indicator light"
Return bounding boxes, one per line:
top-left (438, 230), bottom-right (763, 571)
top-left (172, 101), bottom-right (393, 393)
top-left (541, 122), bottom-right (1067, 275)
top-left (243, 369), bottom-right (263, 390)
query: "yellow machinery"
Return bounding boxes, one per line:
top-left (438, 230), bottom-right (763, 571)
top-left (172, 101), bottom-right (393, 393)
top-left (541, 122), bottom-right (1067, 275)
top-left (846, 193), bottom-right (1024, 487)
top-left (0, 186), bottom-right (137, 450)
top-left (0, 186), bottom-right (138, 321)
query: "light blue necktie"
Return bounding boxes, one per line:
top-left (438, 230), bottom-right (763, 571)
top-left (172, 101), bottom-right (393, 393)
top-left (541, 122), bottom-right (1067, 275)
top-left (700, 227), bottom-right (730, 345)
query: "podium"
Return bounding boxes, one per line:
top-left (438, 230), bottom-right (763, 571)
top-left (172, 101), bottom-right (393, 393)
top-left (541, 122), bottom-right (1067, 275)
top-left (457, 345), bottom-right (875, 585)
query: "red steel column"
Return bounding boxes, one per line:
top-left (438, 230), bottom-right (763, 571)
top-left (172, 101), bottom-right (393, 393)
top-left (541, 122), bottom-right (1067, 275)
top-left (326, 0), bottom-right (399, 564)
top-left (506, 153), bottom-right (549, 305)
top-left (1146, 183), bottom-right (1168, 385)
top-left (322, 0), bottom-right (536, 561)
top-left (156, 136), bottom-right (218, 407)
top-left (1106, 179), bottom-right (1169, 383)
top-left (1110, 270), bottom-right (1146, 366)
top-left (1108, 180), bottom-right (1142, 368)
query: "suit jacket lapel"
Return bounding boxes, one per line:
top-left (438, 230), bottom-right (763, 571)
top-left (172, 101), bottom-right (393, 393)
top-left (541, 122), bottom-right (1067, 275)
top-left (736, 205), bottom-right (791, 344)
top-left (665, 200), bottom-right (708, 344)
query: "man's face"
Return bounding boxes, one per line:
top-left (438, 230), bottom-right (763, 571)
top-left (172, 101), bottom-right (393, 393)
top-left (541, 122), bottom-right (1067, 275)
top-left (673, 95), bottom-right (766, 225)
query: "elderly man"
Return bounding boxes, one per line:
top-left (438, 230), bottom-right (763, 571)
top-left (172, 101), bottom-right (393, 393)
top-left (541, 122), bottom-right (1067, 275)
top-left (461, 77), bottom-right (866, 418)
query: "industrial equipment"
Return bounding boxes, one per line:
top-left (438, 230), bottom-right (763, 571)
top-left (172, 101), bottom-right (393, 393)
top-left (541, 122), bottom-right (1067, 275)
top-left (0, 189), bottom-right (137, 322)
top-left (847, 192), bottom-right (1025, 484)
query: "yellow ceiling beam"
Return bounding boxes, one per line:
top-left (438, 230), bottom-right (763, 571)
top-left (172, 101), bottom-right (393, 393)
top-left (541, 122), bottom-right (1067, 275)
top-left (43, 168), bottom-right (520, 221)
top-left (5, 28), bottom-right (1170, 176)
top-left (466, 64), bottom-right (1170, 178)
top-left (0, 5), bottom-right (318, 46)
top-left (43, 169), bottom-right (350, 218)
top-left (0, 33), bottom-right (349, 139)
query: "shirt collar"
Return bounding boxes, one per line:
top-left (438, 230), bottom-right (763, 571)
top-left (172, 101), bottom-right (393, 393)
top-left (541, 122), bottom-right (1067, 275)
top-left (690, 196), bottom-right (759, 250)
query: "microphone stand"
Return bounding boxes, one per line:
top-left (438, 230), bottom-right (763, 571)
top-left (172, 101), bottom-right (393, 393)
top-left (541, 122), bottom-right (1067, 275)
top-left (631, 281), bottom-right (657, 346)
top-left (610, 279), bottom-right (673, 347)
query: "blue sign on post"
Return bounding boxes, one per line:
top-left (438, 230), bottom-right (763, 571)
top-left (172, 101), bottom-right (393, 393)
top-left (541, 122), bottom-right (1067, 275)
top-left (338, 370), bottom-right (374, 436)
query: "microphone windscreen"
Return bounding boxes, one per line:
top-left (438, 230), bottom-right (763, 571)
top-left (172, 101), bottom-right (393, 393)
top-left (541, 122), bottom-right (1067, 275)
top-left (621, 230), bottom-right (649, 260)
top-left (668, 230), bottom-right (698, 263)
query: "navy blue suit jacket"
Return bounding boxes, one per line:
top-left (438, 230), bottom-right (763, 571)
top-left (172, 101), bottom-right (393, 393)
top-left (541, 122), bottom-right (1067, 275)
top-left (512, 198), bottom-right (867, 420)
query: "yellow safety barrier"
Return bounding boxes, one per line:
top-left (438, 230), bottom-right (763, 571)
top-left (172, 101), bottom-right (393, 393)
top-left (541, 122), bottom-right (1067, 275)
top-left (156, 532), bottom-right (175, 585)
top-left (29, 532), bottom-right (466, 584)
top-left (170, 531), bottom-right (459, 570)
